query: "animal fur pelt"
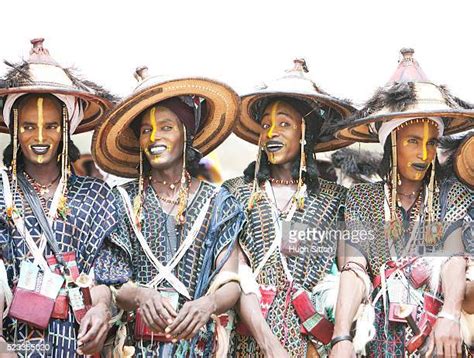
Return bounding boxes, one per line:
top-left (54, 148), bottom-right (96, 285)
top-left (356, 81), bottom-right (416, 120)
top-left (2, 60), bottom-right (119, 103)
top-left (439, 85), bottom-right (474, 110)
top-left (331, 148), bottom-right (382, 183)
top-left (3, 60), bottom-right (32, 87)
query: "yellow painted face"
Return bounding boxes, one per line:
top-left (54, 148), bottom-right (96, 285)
top-left (396, 119), bottom-right (439, 183)
top-left (17, 95), bottom-right (63, 167)
top-left (259, 100), bottom-right (303, 165)
top-left (139, 105), bottom-right (185, 169)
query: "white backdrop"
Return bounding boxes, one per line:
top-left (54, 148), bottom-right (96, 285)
top-left (1, 0), bottom-right (473, 179)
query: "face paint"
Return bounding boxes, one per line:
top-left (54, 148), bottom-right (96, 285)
top-left (267, 101), bottom-right (280, 138)
top-left (37, 97), bottom-right (44, 143)
top-left (150, 107), bottom-right (157, 142)
top-left (37, 97), bottom-right (44, 163)
top-left (422, 121), bottom-right (429, 161)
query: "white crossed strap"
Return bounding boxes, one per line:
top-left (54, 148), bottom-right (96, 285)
top-left (252, 181), bottom-right (306, 282)
top-left (1, 169), bottom-right (64, 271)
top-left (117, 185), bottom-right (219, 300)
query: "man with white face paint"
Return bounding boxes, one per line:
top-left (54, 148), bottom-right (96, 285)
top-left (0, 39), bottom-right (120, 357)
top-left (332, 49), bottom-right (474, 357)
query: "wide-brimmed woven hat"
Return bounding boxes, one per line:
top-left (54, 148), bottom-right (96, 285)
top-left (454, 133), bottom-right (474, 188)
top-left (92, 67), bottom-right (240, 178)
top-left (0, 38), bottom-right (115, 134)
top-left (235, 59), bottom-right (355, 152)
top-left (337, 48), bottom-right (474, 143)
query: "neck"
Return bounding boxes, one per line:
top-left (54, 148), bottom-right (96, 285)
top-left (23, 160), bottom-right (61, 185)
top-left (150, 160), bottom-right (184, 183)
top-left (270, 162), bottom-right (293, 181)
top-left (397, 177), bottom-right (424, 195)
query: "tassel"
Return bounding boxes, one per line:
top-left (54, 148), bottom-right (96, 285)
top-left (389, 131), bottom-right (403, 241)
top-left (133, 147), bottom-right (144, 229)
top-left (57, 106), bottom-right (70, 220)
top-left (293, 118), bottom-right (307, 211)
top-left (425, 157), bottom-right (441, 245)
top-left (176, 126), bottom-right (190, 225)
top-left (247, 136), bottom-right (264, 211)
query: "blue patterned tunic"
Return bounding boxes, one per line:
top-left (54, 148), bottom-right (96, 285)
top-left (0, 172), bottom-right (119, 358)
top-left (94, 179), bottom-right (244, 358)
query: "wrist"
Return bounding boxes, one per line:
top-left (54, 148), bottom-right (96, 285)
top-left (330, 334), bottom-right (353, 349)
top-left (206, 294), bottom-right (218, 315)
top-left (438, 310), bottom-right (461, 324)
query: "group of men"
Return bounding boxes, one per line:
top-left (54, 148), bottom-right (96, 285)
top-left (0, 39), bottom-right (472, 357)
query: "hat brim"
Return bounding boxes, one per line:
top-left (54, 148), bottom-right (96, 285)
top-left (235, 92), bottom-right (355, 152)
top-left (454, 133), bottom-right (474, 189)
top-left (92, 77), bottom-right (240, 178)
top-left (73, 154), bottom-right (94, 177)
top-left (0, 86), bottom-right (113, 134)
top-left (337, 109), bottom-right (474, 143)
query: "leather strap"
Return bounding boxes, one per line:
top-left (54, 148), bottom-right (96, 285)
top-left (17, 173), bottom-right (69, 273)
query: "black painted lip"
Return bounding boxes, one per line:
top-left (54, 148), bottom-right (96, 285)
top-left (30, 144), bottom-right (50, 155)
top-left (265, 140), bottom-right (284, 153)
top-left (411, 163), bottom-right (428, 171)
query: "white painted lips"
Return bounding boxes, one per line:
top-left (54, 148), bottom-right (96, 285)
top-left (149, 144), bottom-right (167, 155)
top-left (30, 144), bottom-right (50, 155)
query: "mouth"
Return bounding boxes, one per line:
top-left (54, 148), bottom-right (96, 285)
top-left (30, 144), bottom-right (50, 155)
top-left (410, 163), bottom-right (429, 172)
top-left (149, 144), bottom-right (168, 156)
top-left (265, 140), bottom-right (285, 153)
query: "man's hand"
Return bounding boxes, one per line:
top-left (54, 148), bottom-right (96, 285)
top-left (77, 302), bottom-right (111, 355)
top-left (329, 340), bottom-right (356, 358)
top-left (426, 317), bottom-right (462, 357)
top-left (166, 295), bottom-right (216, 340)
top-left (137, 288), bottom-right (177, 333)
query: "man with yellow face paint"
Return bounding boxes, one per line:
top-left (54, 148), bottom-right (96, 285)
top-left (332, 49), bottom-right (474, 358)
top-left (223, 59), bottom-right (355, 357)
top-left (92, 68), bottom-right (243, 357)
top-left (0, 39), bottom-right (119, 357)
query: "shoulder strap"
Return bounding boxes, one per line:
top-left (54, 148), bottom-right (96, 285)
top-left (17, 173), bottom-right (69, 273)
top-left (116, 186), bottom-right (192, 299)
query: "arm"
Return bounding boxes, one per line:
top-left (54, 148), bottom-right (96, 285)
top-left (77, 284), bottom-right (112, 355)
top-left (167, 243), bottom-right (240, 340)
top-left (330, 243), bottom-right (367, 358)
top-left (234, 246), bottom-right (288, 358)
top-left (427, 227), bottom-right (466, 357)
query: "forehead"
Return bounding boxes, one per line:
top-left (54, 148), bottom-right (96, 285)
top-left (140, 106), bottom-right (181, 125)
top-left (262, 101), bottom-right (301, 119)
top-left (18, 95), bottom-right (62, 111)
top-left (397, 120), bottom-right (439, 138)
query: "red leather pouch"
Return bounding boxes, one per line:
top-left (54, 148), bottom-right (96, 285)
top-left (292, 288), bottom-right (334, 345)
top-left (47, 251), bottom-right (80, 320)
top-left (9, 287), bottom-right (55, 329)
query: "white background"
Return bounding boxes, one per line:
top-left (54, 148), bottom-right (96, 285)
top-left (1, 0), bottom-right (473, 179)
